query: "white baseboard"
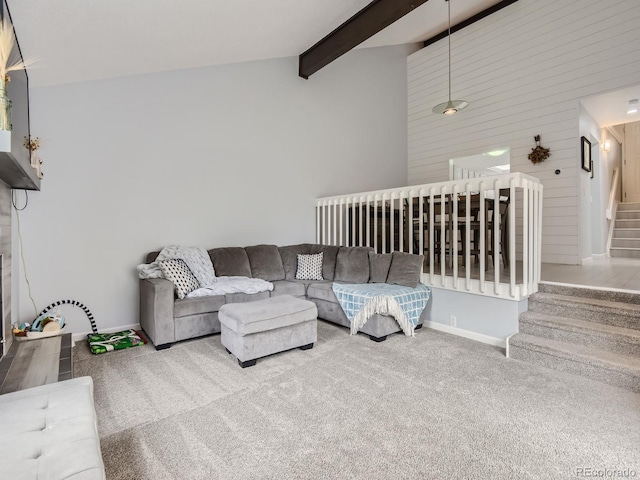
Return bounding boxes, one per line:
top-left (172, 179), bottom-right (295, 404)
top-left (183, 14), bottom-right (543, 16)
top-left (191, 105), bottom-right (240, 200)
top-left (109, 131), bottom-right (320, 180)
top-left (423, 321), bottom-right (505, 348)
top-left (72, 323), bottom-right (141, 343)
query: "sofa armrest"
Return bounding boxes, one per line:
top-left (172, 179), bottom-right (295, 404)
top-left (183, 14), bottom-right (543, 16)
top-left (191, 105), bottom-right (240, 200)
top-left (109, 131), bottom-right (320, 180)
top-left (139, 278), bottom-right (175, 348)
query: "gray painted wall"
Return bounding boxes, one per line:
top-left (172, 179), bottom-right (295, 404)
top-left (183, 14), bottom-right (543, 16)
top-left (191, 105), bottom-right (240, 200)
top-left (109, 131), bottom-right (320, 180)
top-left (17, 45), bottom-right (414, 334)
top-left (0, 183), bottom-right (11, 356)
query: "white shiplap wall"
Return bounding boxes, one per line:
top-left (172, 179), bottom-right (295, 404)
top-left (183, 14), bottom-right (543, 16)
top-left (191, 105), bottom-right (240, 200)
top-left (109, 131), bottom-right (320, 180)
top-left (408, 0), bottom-right (640, 264)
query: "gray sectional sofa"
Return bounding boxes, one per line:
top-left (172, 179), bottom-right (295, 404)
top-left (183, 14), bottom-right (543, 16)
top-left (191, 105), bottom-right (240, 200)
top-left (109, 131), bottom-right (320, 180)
top-left (140, 244), bottom-right (426, 349)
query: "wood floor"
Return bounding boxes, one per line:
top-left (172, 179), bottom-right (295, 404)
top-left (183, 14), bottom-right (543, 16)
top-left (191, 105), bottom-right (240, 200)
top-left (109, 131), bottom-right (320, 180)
top-left (540, 256), bottom-right (640, 292)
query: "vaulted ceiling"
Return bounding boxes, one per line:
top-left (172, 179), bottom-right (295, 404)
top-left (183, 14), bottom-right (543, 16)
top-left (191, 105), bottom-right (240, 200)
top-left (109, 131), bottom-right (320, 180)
top-left (8, 0), bottom-right (500, 87)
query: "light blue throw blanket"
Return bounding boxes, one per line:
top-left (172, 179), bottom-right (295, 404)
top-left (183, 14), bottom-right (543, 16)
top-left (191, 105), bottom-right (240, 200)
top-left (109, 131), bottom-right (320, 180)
top-left (332, 283), bottom-right (431, 336)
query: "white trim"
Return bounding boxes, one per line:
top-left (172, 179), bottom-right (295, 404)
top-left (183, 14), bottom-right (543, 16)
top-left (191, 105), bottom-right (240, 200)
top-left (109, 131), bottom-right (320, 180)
top-left (606, 200), bottom-right (619, 254)
top-left (606, 168), bottom-right (620, 220)
top-left (423, 321), bottom-right (505, 348)
top-left (72, 323), bottom-right (141, 343)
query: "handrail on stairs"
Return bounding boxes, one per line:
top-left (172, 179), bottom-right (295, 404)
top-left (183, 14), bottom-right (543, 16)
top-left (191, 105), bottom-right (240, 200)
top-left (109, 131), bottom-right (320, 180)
top-left (606, 167), bottom-right (620, 220)
top-left (606, 167), bottom-right (620, 254)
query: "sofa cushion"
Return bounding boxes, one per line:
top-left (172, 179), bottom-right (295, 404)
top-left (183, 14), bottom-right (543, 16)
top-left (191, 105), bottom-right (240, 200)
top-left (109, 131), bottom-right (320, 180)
top-left (334, 246), bottom-right (373, 283)
top-left (209, 247), bottom-right (252, 277)
top-left (174, 295), bottom-right (226, 318)
top-left (306, 282), bottom-right (338, 303)
top-left (158, 259), bottom-right (200, 299)
top-left (245, 245), bottom-right (285, 281)
top-left (270, 280), bottom-right (307, 298)
top-left (295, 252), bottom-right (324, 280)
top-left (308, 245), bottom-right (340, 281)
top-left (386, 251), bottom-right (424, 288)
top-left (368, 252), bottom-right (393, 283)
top-left (279, 244), bottom-right (313, 280)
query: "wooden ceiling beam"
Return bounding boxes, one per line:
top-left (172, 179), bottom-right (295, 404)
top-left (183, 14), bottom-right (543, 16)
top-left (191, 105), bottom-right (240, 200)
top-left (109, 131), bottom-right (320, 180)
top-left (299, 0), bottom-right (430, 79)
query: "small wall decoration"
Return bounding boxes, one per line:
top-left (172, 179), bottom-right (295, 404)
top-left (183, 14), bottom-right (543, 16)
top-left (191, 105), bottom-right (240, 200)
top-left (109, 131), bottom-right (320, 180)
top-left (24, 136), bottom-right (43, 178)
top-left (581, 136), bottom-right (591, 173)
top-left (528, 135), bottom-right (551, 164)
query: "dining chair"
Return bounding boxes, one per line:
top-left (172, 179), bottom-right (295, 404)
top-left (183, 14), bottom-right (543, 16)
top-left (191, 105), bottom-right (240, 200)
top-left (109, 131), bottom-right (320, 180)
top-left (452, 194), bottom-right (481, 266)
top-left (486, 188), bottom-right (511, 267)
top-left (411, 196), bottom-right (452, 263)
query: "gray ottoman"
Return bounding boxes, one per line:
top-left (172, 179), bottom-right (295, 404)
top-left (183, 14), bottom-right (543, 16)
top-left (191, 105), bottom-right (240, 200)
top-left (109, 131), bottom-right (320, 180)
top-left (219, 295), bottom-right (318, 368)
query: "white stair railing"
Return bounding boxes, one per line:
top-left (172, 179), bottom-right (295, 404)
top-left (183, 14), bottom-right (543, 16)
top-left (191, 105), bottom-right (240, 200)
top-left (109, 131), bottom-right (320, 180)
top-left (316, 172), bottom-right (543, 301)
top-left (606, 167), bottom-right (620, 253)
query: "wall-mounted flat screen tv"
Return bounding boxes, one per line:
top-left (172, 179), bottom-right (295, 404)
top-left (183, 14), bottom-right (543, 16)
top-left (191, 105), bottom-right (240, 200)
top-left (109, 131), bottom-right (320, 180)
top-left (0, 0), bottom-right (37, 189)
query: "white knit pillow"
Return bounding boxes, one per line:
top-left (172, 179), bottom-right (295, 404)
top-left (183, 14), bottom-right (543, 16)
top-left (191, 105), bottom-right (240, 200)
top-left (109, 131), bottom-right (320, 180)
top-left (158, 259), bottom-right (200, 299)
top-left (295, 252), bottom-right (324, 281)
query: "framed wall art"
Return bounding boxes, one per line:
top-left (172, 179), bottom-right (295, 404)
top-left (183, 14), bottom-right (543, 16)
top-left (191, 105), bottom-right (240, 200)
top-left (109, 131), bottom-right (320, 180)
top-left (581, 136), bottom-right (591, 173)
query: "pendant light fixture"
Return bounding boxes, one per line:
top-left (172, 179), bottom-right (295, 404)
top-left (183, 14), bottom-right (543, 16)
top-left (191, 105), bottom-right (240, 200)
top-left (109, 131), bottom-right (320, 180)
top-left (432, 0), bottom-right (468, 115)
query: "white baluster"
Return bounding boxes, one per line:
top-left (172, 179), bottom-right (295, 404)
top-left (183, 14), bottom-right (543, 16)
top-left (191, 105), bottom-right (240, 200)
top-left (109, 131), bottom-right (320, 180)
top-left (494, 181), bottom-right (500, 295)
top-left (522, 180), bottom-right (529, 297)
top-left (440, 186), bottom-right (445, 286)
top-left (399, 191), bottom-right (405, 253)
top-left (479, 182), bottom-right (485, 293)
top-left (452, 184), bottom-right (459, 289)
top-left (373, 195), bottom-right (378, 252)
top-left (509, 178), bottom-right (516, 297)
top-left (390, 193), bottom-right (396, 252)
top-left (316, 202), bottom-right (320, 244)
top-left (429, 188), bottom-right (435, 284)
top-left (382, 194), bottom-right (387, 253)
top-left (465, 184), bottom-right (471, 291)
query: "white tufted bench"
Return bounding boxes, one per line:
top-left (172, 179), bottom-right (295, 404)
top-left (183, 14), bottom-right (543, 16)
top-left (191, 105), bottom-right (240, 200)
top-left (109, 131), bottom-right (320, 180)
top-left (0, 376), bottom-right (105, 480)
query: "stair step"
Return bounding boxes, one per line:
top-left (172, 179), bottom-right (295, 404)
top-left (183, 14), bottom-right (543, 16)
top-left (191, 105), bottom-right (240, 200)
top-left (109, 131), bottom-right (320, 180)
top-left (508, 333), bottom-right (640, 393)
top-left (615, 219), bottom-right (640, 228)
top-left (519, 311), bottom-right (640, 356)
top-left (611, 238), bottom-right (640, 248)
top-left (610, 248), bottom-right (640, 259)
top-left (612, 228), bottom-right (640, 239)
top-left (528, 292), bottom-right (640, 330)
top-left (615, 210), bottom-right (640, 219)
top-left (617, 203), bottom-right (640, 211)
top-left (538, 282), bottom-right (640, 304)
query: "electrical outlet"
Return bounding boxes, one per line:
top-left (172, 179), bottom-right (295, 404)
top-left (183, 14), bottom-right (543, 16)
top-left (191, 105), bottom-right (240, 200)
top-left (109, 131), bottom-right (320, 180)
top-left (449, 315), bottom-right (457, 327)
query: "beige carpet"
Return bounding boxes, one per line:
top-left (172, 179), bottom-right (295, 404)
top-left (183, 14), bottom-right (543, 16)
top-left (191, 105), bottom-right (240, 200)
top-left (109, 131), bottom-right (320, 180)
top-left (74, 321), bottom-right (640, 480)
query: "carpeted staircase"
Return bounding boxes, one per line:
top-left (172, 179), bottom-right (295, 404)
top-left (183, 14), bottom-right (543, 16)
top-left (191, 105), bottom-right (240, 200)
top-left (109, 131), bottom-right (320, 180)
top-left (611, 202), bottom-right (640, 258)
top-left (508, 282), bottom-right (640, 393)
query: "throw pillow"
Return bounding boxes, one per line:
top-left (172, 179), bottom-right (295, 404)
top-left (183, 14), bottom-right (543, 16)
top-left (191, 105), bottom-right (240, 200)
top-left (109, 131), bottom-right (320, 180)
top-left (295, 252), bottom-right (324, 281)
top-left (386, 251), bottom-right (424, 288)
top-left (158, 259), bottom-right (200, 299)
top-left (368, 252), bottom-right (393, 283)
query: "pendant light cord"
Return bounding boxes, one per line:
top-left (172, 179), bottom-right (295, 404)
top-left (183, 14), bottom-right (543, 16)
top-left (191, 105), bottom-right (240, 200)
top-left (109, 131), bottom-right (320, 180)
top-left (447, 0), bottom-right (452, 101)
